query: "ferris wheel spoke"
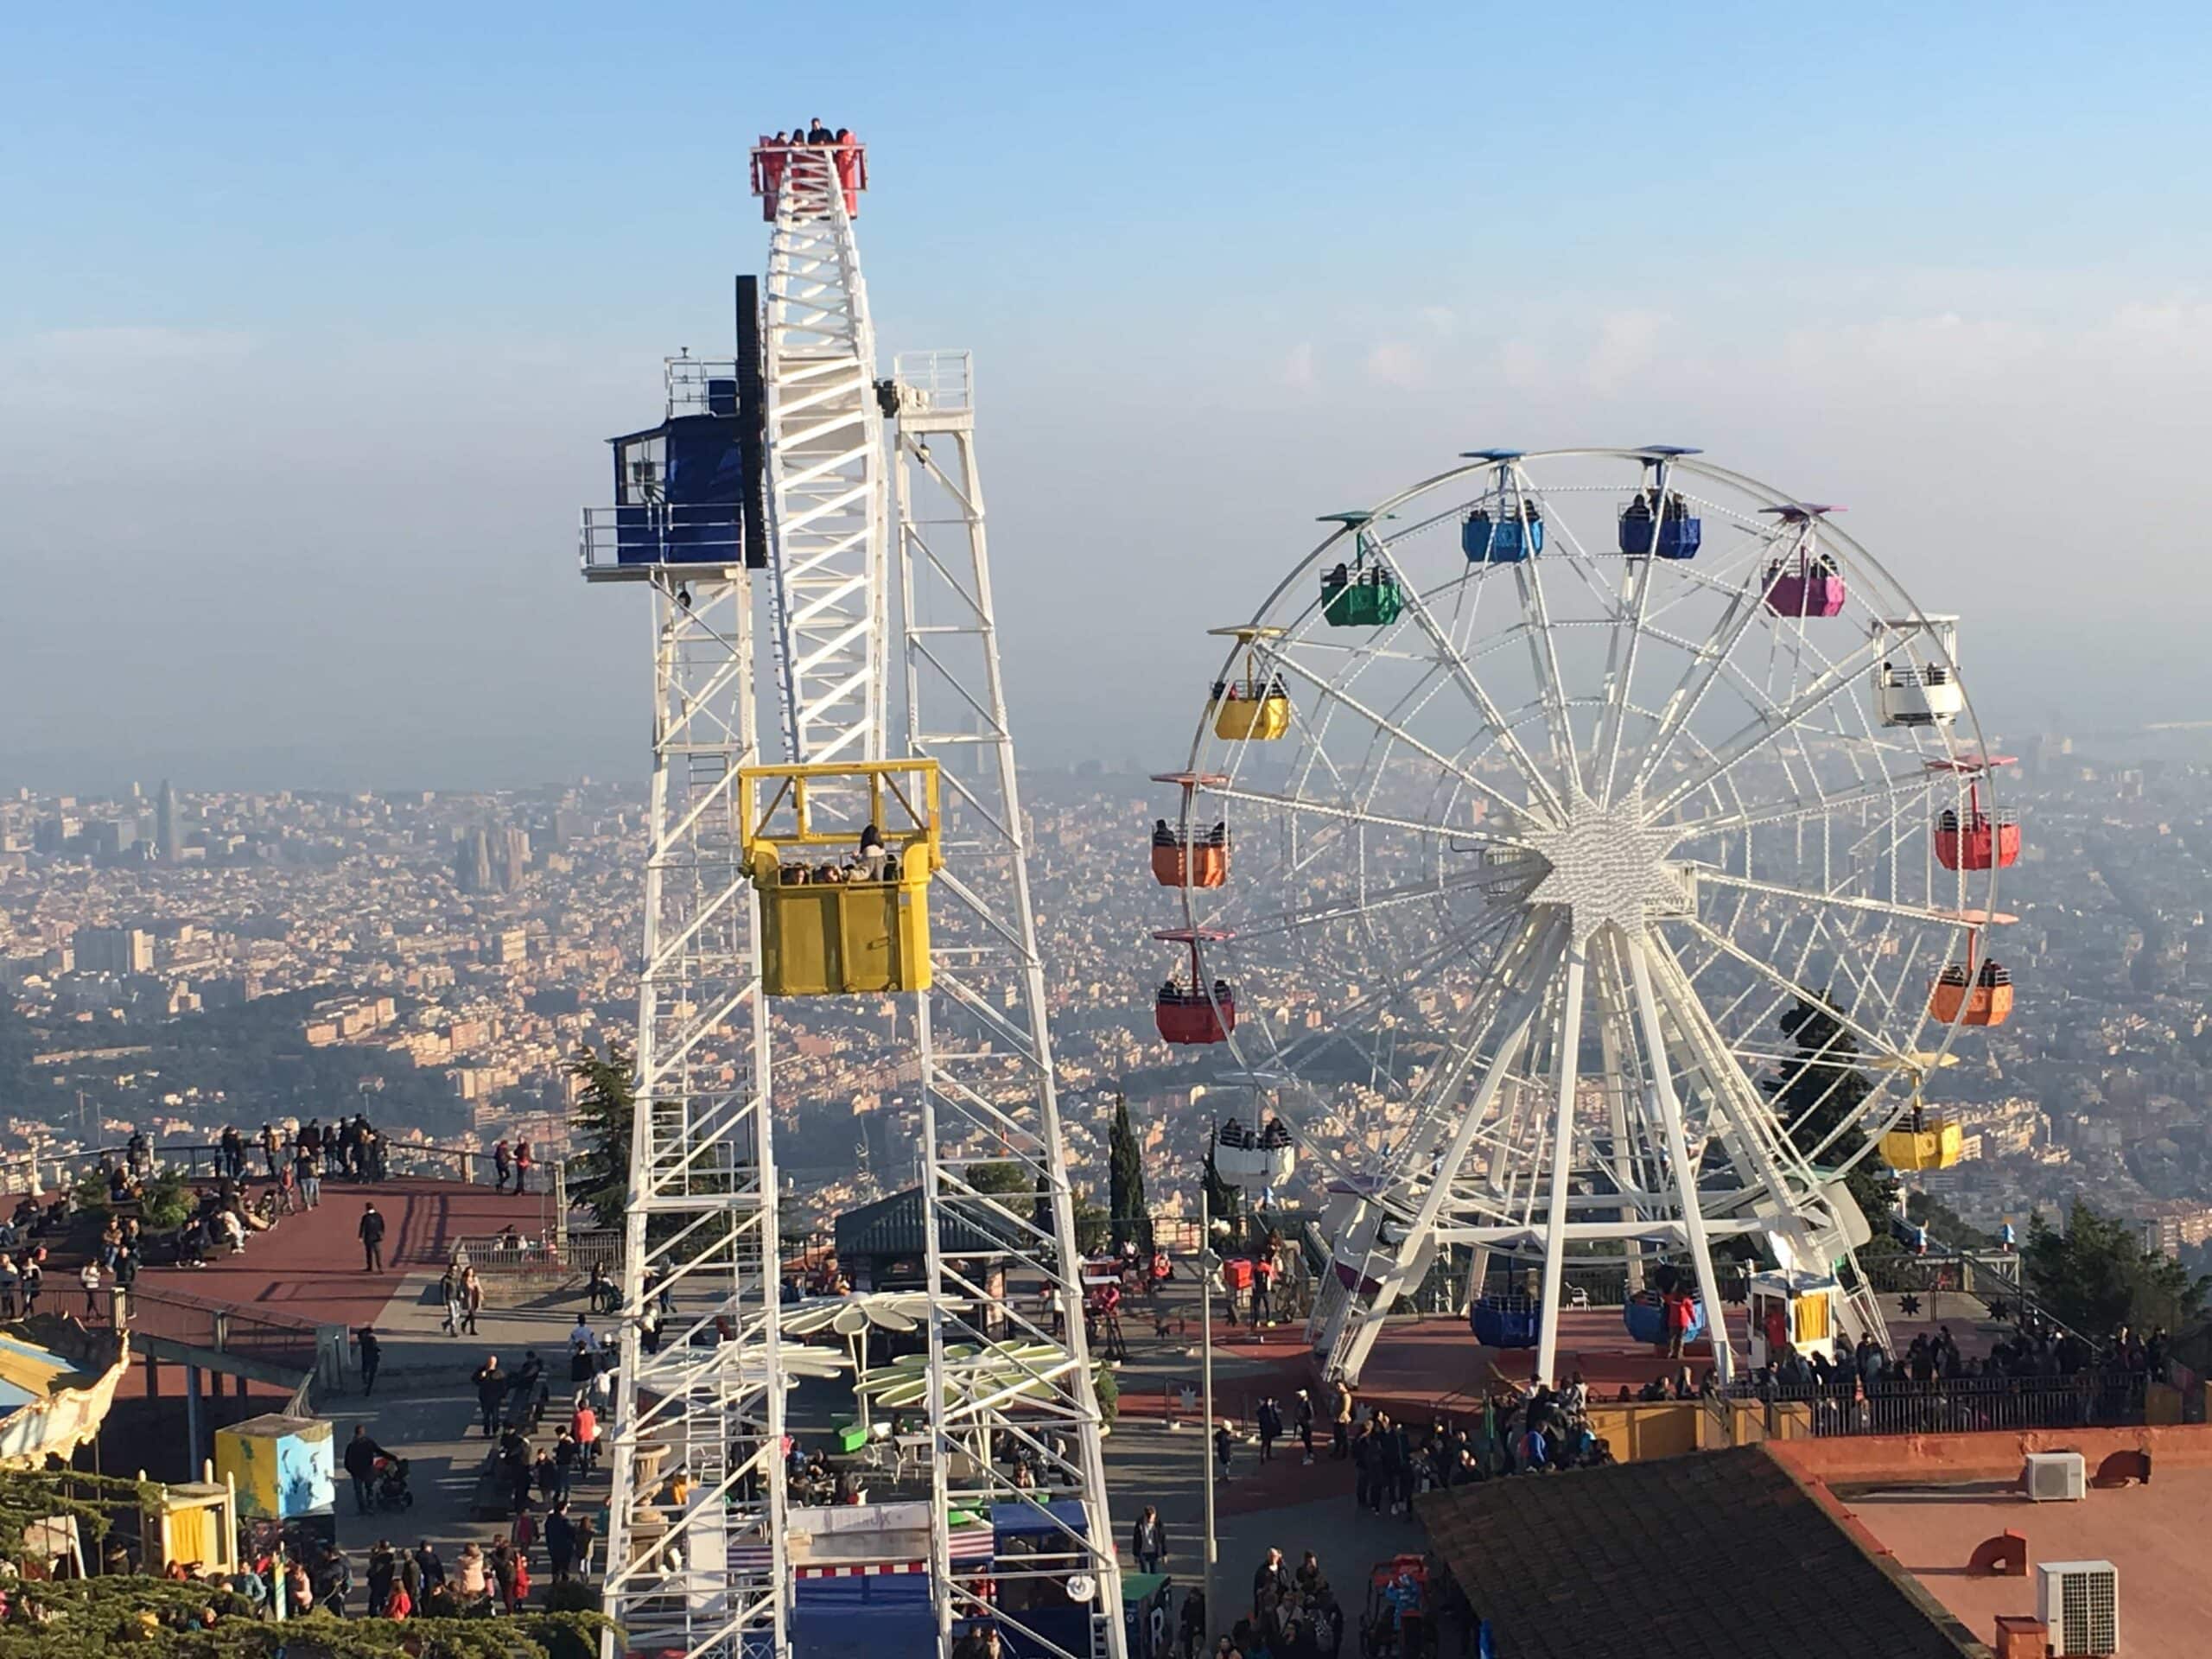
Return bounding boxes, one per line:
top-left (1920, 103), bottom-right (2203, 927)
top-left (1592, 551), bottom-right (1656, 806)
top-left (1668, 911), bottom-right (1913, 1070)
top-left (1510, 556), bottom-right (1583, 800)
top-left (1205, 782), bottom-right (1527, 852)
top-left (1688, 868), bottom-right (2003, 931)
top-left (1621, 567), bottom-right (1770, 801)
top-left (1262, 901), bottom-right (1529, 1088)
top-left (1662, 763), bottom-right (1937, 843)
top-left (1388, 559), bottom-right (1567, 822)
top-left (1643, 931), bottom-right (1843, 1204)
top-left (1646, 631), bottom-right (1893, 821)
top-left (1217, 864), bottom-right (1535, 946)
top-left (1261, 647), bottom-right (1533, 824)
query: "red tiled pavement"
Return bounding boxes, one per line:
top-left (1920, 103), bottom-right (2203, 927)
top-left (135, 1177), bottom-right (551, 1332)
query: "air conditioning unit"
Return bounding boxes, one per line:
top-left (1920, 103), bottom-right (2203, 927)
top-left (2024, 1451), bottom-right (2087, 1502)
top-left (2037, 1560), bottom-right (2118, 1656)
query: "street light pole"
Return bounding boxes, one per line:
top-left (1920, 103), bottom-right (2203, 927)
top-left (1199, 1134), bottom-right (1217, 1648)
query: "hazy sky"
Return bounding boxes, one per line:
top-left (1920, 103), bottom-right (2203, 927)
top-left (7, 2), bottom-right (2212, 793)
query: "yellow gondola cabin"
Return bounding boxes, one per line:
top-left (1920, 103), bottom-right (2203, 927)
top-left (741, 760), bottom-right (944, 996)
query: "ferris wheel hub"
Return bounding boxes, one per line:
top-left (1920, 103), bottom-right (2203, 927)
top-left (1522, 791), bottom-right (1694, 948)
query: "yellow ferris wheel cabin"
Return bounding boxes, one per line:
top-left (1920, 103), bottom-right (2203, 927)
top-left (740, 760), bottom-right (944, 996)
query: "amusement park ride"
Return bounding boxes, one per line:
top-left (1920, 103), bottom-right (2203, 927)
top-left (1150, 448), bottom-right (2021, 1391)
top-left (581, 138), bottom-right (1122, 1659)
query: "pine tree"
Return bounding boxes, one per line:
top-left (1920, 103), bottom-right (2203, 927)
top-left (563, 1040), bottom-right (635, 1230)
top-left (1107, 1094), bottom-right (1154, 1255)
top-left (1764, 998), bottom-right (1897, 1225)
top-left (2025, 1198), bottom-right (2209, 1337)
top-left (1201, 1144), bottom-right (1241, 1232)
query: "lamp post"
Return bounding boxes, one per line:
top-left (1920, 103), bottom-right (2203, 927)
top-left (1199, 1133), bottom-right (1218, 1648)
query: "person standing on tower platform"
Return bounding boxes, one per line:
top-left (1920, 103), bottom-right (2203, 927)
top-left (359, 1201), bottom-right (387, 1273)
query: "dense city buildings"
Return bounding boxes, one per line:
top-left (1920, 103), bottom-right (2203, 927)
top-left (4, 743), bottom-right (2212, 1254)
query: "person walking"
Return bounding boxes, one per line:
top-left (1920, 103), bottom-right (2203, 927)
top-left (493, 1140), bottom-right (512, 1194)
top-left (1131, 1504), bottom-right (1166, 1575)
top-left (1252, 1547), bottom-right (1290, 1618)
top-left (474, 1356), bottom-right (507, 1438)
top-left (314, 1540), bottom-right (352, 1616)
top-left (344, 1425), bottom-right (390, 1515)
top-left (1332, 1381), bottom-right (1353, 1459)
top-left (359, 1202), bottom-right (387, 1273)
top-left (571, 1393), bottom-right (601, 1475)
top-left (552, 1426), bottom-right (580, 1499)
top-left (1294, 1389), bottom-right (1317, 1465)
top-left (1213, 1418), bottom-right (1235, 1482)
top-left (546, 1498), bottom-right (578, 1583)
top-left (357, 1325), bottom-right (383, 1395)
top-left (514, 1137), bottom-right (533, 1194)
top-left (462, 1265), bottom-right (485, 1335)
top-left (365, 1540), bottom-right (397, 1618)
top-left (441, 1265), bottom-right (464, 1337)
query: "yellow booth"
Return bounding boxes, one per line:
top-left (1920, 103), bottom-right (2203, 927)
top-left (741, 760), bottom-right (943, 996)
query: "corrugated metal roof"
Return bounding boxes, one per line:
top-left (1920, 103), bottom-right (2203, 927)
top-left (834, 1185), bottom-right (1027, 1259)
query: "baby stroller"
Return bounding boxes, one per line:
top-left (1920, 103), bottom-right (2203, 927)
top-left (373, 1453), bottom-right (415, 1512)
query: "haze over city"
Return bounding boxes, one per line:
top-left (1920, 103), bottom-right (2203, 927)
top-left (9, 3), bottom-right (2212, 791)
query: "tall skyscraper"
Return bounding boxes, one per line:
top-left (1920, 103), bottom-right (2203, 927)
top-left (77, 926), bottom-right (154, 975)
top-left (454, 826), bottom-right (494, 894)
top-left (156, 779), bottom-right (181, 865)
top-left (496, 826), bottom-right (530, 892)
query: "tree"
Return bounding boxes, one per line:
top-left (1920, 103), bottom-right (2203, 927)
top-left (563, 1041), bottom-right (635, 1230)
top-left (1764, 998), bottom-right (1897, 1227)
top-left (1107, 1094), bottom-right (1154, 1255)
top-left (1071, 1185), bottom-right (1110, 1255)
top-left (970, 1161), bottom-right (1033, 1196)
top-left (2024, 1199), bottom-right (2209, 1338)
top-left (1201, 1145), bottom-right (1241, 1232)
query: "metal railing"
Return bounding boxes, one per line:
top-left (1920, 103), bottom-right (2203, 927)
top-left (579, 505), bottom-right (747, 576)
top-left (115, 1284), bottom-right (330, 1376)
top-left (2, 1138), bottom-right (504, 1198)
top-left (891, 350), bottom-right (972, 418)
top-left (451, 1229), bottom-right (618, 1281)
top-left (1730, 1371), bottom-right (2149, 1437)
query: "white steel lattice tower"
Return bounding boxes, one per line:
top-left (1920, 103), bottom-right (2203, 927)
top-left (581, 391), bottom-right (790, 1653)
top-left (763, 144), bottom-right (888, 766)
top-left (887, 352), bottom-right (1127, 1659)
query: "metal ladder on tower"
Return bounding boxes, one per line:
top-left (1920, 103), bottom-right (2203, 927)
top-left (761, 143), bottom-right (887, 769)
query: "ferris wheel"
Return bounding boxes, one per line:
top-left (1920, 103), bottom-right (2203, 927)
top-left (1150, 447), bottom-right (2020, 1389)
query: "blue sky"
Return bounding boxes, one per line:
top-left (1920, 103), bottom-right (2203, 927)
top-left (7, 3), bottom-right (2212, 788)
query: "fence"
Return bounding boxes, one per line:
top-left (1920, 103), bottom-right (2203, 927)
top-left (113, 1283), bottom-right (335, 1399)
top-left (3, 1138), bottom-right (502, 1198)
top-left (450, 1229), bottom-right (619, 1290)
top-left (1729, 1371), bottom-right (2149, 1438)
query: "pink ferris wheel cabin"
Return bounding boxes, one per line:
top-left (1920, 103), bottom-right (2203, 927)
top-left (1759, 504), bottom-right (1847, 618)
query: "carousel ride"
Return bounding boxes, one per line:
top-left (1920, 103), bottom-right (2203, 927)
top-left (1147, 448), bottom-right (2019, 1387)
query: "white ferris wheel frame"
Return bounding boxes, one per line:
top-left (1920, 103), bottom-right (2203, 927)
top-left (1169, 447), bottom-right (2007, 1389)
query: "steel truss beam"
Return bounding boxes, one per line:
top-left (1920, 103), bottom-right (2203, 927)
top-left (765, 146), bottom-right (888, 768)
top-left (600, 574), bottom-right (790, 1659)
top-left (893, 362), bottom-right (1127, 1659)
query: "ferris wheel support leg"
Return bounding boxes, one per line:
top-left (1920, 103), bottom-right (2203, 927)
top-left (1592, 953), bottom-right (1647, 1297)
top-left (1535, 943), bottom-right (1589, 1389)
top-left (1321, 925), bottom-right (1557, 1384)
top-left (1625, 932), bottom-right (1738, 1385)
